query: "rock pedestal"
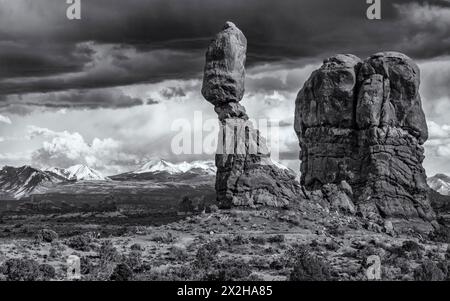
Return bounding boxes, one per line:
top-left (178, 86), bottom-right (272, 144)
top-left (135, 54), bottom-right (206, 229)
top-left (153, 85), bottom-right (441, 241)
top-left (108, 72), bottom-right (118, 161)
top-left (295, 52), bottom-right (435, 220)
top-left (202, 22), bottom-right (301, 208)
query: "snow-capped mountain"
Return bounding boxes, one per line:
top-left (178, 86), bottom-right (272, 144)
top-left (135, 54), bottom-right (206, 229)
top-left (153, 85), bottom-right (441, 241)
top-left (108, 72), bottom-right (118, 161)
top-left (110, 159), bottom-right (216, 182)
top-left (428, 174), bottom-right (450, 195)
top-left (0, 166), bottom-right (66, 199)
top-left (132, 159), bottom-right (293, 176)
top-left (46, 165), bottom-right (107, 181)
top-left (133, 159), bottom-right (216, 175)
top-left (63, 164), bottom-right (107, 181)
top-left (45, 167), bottom-right (71, 179)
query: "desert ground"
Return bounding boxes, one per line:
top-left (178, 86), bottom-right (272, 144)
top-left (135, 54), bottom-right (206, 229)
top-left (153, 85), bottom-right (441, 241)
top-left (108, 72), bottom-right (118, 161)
top-left (0, 188), bottom-right (448, 281)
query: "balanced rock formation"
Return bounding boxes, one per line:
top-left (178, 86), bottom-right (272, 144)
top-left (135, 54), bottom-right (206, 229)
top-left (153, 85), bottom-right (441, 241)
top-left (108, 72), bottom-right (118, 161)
top-left (202, 22), bottom-right (301, 208)
top-left (295, 52), bottom-right (435, 221)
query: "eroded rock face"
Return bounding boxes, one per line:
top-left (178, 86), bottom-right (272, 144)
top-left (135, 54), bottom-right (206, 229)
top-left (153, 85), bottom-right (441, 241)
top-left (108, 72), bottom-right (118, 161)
top-left (202, 22), bottom-right (301, 208)
top-left (202, 21), bottom-right (247, 106)
top-left (295, 52), bottom-right (435, 220)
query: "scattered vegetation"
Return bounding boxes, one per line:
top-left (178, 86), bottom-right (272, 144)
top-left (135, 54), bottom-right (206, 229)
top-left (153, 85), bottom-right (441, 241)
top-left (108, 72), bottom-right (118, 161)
top-left (288, 246), bottom-right (333, 281)
top-left (110, 263), bottom-right (133, 281)
top-left (429, 225), bottom-right (450, 243)
top-left (150, 232), bottom-right (176, 244)
top-left (0, 258), bottom-right (42, 281)
top-left (98, 240), bottom-right (120, 264)
top-left (65, 233), bottom-right (93, 251)
top-left (413, 260), bottom-right (446, 281)
top-left (194, 241), bottom-right (220, 269)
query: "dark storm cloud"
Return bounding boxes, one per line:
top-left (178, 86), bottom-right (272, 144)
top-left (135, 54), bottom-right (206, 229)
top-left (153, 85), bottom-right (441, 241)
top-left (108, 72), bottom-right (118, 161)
top-left (0, 89), bottom-right (148, 114)
top-left (0, 0), bottom-right (449, 97)
top-left (0, 42), bottom-right (93, 79)
top-left (0, 46), bottom-right (203, 95)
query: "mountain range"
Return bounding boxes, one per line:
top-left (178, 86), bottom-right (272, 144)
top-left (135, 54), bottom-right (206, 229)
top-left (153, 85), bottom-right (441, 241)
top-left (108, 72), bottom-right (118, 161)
top-left (3, 158), bottom-right (449, 201)
top-left (0, 164), bottom-right (106, 199)
top-left (0, 160), bottom-right (217, 199)
top-left (109, 159), bottom-right (216, 182)
top-left (133, 159), bottom-right (216, 175)
top-left (45, 165), bottom-right (108, 181)
top-left (0, 166), bottom-right (66, 199)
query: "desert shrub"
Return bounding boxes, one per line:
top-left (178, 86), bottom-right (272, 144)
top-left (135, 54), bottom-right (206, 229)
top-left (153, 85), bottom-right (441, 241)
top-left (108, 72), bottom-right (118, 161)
top-left (429, 225), bottom-right (450, 243)
top-left (268, 234), bottom-right (285, 244)
top-left (310, 240), bottom-right (319, 248)
top-left (205, 260), bottom-right (252, 281)
top-left (80, 256), bottom-right (94, 275)
top-left (169, 246), bottom-right (188, 262)
top-left (413, 260), bottom-right (446, 281)
top-left (39, 264), bottom-right (56, 280)
top-left (436, 260), bottom-right (449, 280)
top-left (289, 247), bottom-right (333, 281)
top-left (123, 250), bottom-right (143, 271)
top-left (401, 240), bottom-right (423, 260)
top-left (269, 258), bottom-right (284, 270)
top-left (179, 196), bottom-right (194, 213)
top-left (65, 233), bottom-right (93, 251)
top-left (207, 205), bottom-right (219, 213)
top-left (48, 247), bottom-right (61, 259)
top-left (137, 265), bottom-right (197, 281)
top-left (35, 229), bottom-right (58, 244)
top-left (194, 241), bottom-right (220, 269)
top-left (386, 241), bottom-right (423, 261)
top-left (402, 240), bottom-right (422, 252)
top-left (99, 240), bottom-right (120, 264)
top-left (325, 240), bottom-right (340, 251)
top-left (1, 258), bottom-right (41, 281)
top-left (386, 244), bottom-right (406, 259)
top-left (358, 244), bottom-right (383, 260)
top-left (250, 235), bottom-right (267, 245)
top-left (39, 229), bottom-right (58, 243)
top-left (130, 243), bottom-right (144, 251)
top-left (150, 232), bottom-right (176, 244)
top-left (110, 263), bottom-right (133, 281)
top-left (231, 234), bottom-right (248, 245)
top-left (395, 257), bottom-right (411, 275)
top-left (327, 226), bottom-right (345, 237)
top-left (249, 257), bottom-right (270, 269)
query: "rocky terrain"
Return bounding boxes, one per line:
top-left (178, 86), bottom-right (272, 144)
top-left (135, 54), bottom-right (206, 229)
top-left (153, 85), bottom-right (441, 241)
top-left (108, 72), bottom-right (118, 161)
top-left (0, 22), bottom-right (449, 282)
top-left (0, 200), bottom-right (448, 281)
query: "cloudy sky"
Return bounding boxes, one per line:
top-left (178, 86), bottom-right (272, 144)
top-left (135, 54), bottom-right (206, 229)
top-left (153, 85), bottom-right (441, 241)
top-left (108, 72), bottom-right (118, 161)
top-left (0, 0), bottom-right (449, 176)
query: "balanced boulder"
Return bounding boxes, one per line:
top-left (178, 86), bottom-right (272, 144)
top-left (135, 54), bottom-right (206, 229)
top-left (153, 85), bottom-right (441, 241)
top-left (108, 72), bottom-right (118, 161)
top-left (202, 22), bottom-right (301, 208)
